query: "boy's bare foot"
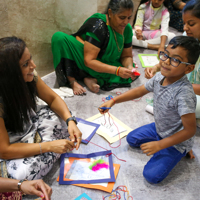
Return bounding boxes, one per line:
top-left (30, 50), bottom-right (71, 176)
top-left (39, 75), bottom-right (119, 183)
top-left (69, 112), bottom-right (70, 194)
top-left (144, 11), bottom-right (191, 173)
top-left (71, 81), bottom-right (86, 95)
top-left (187, 149), bottom-right (195, 159)
top-left (84, 77), bottom-right (100, 93)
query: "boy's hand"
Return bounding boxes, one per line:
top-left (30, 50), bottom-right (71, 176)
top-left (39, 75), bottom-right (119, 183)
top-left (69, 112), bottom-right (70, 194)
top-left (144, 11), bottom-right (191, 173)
top-left (187, 149), bottom-right (195, 159)
top-left (140, 141), bottom-right (161, 156)
top-left (98, 100), bottom-right (115, 114)
top-left (144, 65), bottom-right (159, 79)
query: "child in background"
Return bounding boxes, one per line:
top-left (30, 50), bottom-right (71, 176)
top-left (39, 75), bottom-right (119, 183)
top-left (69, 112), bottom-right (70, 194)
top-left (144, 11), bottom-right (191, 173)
top-left (132, 0), bottom-right (175, 54)
top-left (99, 36), bottom-right (200, 184)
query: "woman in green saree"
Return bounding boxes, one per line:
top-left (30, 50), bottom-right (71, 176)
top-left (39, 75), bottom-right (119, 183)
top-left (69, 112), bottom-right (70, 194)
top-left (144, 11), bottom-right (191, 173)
top-left (52, 0), bottom-right (139, 95)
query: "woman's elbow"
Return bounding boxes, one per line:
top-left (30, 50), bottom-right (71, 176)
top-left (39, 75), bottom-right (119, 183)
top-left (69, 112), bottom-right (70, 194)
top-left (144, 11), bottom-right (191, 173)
top-left (0, 152), bottom-right (11, 160)
top-left (84, 58), bottom-right (90, 67)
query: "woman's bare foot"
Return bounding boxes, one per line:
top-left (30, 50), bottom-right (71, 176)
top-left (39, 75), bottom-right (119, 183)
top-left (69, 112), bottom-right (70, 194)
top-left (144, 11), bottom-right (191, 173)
top-left (187, 149), bottom-right (195, 159)
top-left (84, 77), bottom-right (100, 93)
top-left (71, 81), bottom-right (86, 95)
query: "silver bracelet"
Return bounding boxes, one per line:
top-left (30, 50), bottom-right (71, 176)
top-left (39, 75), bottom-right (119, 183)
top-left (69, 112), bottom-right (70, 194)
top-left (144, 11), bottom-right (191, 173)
top-left (39, 143), bottom-right (42, 155)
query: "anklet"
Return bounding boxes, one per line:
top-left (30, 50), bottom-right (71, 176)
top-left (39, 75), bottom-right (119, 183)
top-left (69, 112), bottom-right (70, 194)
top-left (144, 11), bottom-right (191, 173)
top-left (70, 80), bottom-right (77, 85)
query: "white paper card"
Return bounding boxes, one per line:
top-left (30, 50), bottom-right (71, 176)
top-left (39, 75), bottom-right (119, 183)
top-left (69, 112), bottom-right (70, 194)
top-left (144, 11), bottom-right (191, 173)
top-left (92, 115), bottom-right (126, 137)
top-left (77, 122), bottom-right (96, 140)
top-left (141, 56), bottom-right (159, 66)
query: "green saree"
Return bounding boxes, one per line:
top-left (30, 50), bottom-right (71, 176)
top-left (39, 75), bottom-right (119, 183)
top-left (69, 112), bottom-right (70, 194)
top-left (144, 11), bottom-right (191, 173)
top-left (52, 13), bottom-right (135, 89)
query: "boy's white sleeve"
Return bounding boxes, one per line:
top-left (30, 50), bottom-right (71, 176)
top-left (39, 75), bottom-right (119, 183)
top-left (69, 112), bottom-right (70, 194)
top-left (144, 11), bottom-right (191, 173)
top-left (160, 8), bottom-right (170, 37)
top-left (134, 5), bottom-right (145, 30)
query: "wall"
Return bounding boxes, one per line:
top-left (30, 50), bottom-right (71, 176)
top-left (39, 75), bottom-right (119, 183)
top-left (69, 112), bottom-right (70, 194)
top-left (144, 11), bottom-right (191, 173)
top-left (0, 0), bottom-right (140, 76)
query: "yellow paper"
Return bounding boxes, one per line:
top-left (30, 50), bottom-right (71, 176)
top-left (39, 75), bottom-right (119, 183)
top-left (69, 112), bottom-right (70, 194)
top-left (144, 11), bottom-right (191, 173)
top-left (87, 113), bottom-right (132, 143)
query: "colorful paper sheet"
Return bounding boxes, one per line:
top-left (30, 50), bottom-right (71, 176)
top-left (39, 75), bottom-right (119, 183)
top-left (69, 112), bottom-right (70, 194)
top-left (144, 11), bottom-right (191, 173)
top-left (87, 113), bottom-right (132, 144)
top-left (57, 163), bottom-right (120, 193)
top-left (59, 151), bottom-right (115, 185)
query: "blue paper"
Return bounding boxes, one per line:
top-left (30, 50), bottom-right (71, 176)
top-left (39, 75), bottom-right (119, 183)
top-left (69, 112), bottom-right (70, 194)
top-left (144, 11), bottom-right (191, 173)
top-left (76, 117), bottom-right (100, 144)
top-left (74, 193), bottom-right (92, 200)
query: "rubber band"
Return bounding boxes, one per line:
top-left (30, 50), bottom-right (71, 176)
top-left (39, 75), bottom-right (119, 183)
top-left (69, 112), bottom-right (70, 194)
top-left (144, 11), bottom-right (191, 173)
top-left (111, 97), bottom-right (116, 104)
top-left (115, 91), bottom-right (142, 102)
top-left (103, 185), bottom-right (133, 200)
top-left (85, 139), bottom-right (126, 162)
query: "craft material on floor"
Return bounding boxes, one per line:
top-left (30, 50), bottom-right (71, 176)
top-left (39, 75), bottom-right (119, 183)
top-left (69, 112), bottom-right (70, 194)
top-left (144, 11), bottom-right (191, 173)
top-left (138, 54), bottom-right (159, 68)
top-left (87, 113), bottom-right (132, 143)
top-left (76, 118), bottom-right (100, 144)
top-left (74, 193), bottom-right (92, 200)
top-left (58, 151), bottom-right (115, 185)
top-left (145, 104), bottom-right (154, 115)
top-left (103, 185), bottom-right (133, 200)
top-left (57, 163), bottom-right (120, 193)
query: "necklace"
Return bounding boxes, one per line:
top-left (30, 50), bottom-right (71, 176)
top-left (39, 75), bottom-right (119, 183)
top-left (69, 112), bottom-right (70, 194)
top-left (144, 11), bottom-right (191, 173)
top-left (111, 27), bottom-right (124, 52)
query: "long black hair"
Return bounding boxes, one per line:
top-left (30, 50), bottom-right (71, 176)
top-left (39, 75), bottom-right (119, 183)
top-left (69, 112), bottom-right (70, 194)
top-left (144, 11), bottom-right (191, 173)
top-left (0, 37), bottom-right (37, 132)
top-left (104, 0), bottom-right (134, 14)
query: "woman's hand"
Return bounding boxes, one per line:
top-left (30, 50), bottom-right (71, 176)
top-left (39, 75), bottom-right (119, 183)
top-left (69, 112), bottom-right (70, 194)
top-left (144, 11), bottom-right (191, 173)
top-left (127, 65), bottom-right (140, 80)
top-left (118, 67), bottom-right (133, 79)
top-left (140, 141), bottom-right (161, 156)
top-left (21, 179), bottom-right (52, 200)
top-left (49, 139), bottom-right (75, 154)
top-left (68, 122), bottom-right (82, 150)
top-left (98, 100), bottom-right (115, 114)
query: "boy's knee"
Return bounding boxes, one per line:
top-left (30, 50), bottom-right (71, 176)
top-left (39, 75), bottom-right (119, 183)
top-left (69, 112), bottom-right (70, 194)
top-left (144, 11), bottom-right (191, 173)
top-left (143, 167), bottom-right (163, 184)
top-left (126, 131), bottom-right (138, 147)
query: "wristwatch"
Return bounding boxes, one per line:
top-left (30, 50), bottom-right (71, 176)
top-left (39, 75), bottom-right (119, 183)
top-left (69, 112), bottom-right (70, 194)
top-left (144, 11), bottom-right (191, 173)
top-left (18, 179), bottom-right (27, 191)
top-left (66, 116), bottom-right (77, 126)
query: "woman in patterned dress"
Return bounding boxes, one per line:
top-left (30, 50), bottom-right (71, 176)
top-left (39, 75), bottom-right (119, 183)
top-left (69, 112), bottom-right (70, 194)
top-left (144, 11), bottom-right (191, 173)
top-left (0, 36), bottom-right (82, 180)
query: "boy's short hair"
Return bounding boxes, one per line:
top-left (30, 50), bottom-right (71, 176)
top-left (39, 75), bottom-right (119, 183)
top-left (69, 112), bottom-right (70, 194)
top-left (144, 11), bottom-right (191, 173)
top-left (169, 36), bottom-right (200, 64)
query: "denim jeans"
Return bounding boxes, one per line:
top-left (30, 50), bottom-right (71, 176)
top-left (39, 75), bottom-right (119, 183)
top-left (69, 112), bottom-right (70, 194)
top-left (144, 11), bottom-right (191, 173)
top-left (126, 123), bottom-right (186, 184)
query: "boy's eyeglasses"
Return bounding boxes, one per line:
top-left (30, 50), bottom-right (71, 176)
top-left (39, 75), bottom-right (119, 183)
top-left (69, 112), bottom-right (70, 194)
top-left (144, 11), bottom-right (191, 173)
top-left (159, 51), bottom-right (192, 67)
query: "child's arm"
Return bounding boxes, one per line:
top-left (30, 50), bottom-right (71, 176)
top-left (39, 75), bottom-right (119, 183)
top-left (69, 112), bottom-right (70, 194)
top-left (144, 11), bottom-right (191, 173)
top-left (134, 5), bottom-right (145, 40)
top-left (158, 9), bottom-right (170, 54)
top-left (192, 84), bottom-right (200, 95)
top-left (99, 85), bottom-right (149, 114)
top-left (141, 113), bottom-right (196, 156)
